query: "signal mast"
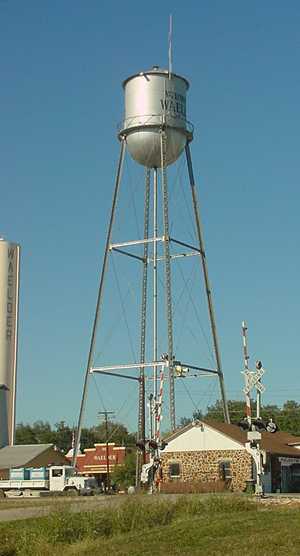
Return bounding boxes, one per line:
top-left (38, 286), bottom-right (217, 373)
top-left (239, 321), bottom-right (277, 495)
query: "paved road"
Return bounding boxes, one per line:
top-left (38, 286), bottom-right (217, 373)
top-left (0, 494), bottom-right (128, 522)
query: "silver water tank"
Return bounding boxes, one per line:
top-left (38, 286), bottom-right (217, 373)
top-left (119, 66), bottom-right (193, 168)
top-left (0, 238), bottom-right (20, 447)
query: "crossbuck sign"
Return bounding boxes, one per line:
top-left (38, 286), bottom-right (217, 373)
top-left (243, 366), bottom-right (265, 395)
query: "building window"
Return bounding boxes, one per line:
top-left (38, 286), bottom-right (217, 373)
top-left (169, 462), bottom-right (181, 478)
top-left (219, 461), bottom-right (232, 480)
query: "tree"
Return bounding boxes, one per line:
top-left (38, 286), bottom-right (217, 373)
top-left (33, 421), bottom-right (55, 444)
top-left (204, 400), bottom-right (246, 424)
top-left (180, 416), bottom-right (192, 427)
top-left (54, 421), bottom-right (73, 452)
top-left (179, 399), bottom-right (300, 436)
top-left (15, 419), bottom-right (137, 453)
top-left (16, 423), bottom-right (37, 445)
top-left (111, 450), bottom-right (136, 489)
top-left (277, 401), bottom-right (300, 435)
top-left (283, 400), bottom-right (300, 411)
top-left (16, 421), bottom-right (55, 445)
top-left (80, 428), bottom-right (97, 451)
top-left (259, 404), bottom-right (281, 425)
top-left (93, 421), bottom-right (136, 446)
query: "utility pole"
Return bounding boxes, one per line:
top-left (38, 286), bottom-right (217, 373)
top-left (98, 410), bottom-right (114, 493)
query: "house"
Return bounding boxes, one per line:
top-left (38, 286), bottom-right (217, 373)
top-left (0, 444), bottom-right (69, 479)
top-left (67, 442), bottom-right (129, 485)
top-left (160, 420), bottom-right (300, 493)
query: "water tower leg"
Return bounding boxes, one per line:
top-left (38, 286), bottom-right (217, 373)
top-left (153, 167), bottom-right (159, 428)
top-left (161, 131), bottom-right (176, 431)
top-left (72, 138), bottom-right (127, 467)
top-left (136, 168), bottom-right (151, 488)
top-left (185, 143), bottom-right (230, 424)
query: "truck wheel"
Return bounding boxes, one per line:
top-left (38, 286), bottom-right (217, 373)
top-left (64, 487), bottom-right (78, 496)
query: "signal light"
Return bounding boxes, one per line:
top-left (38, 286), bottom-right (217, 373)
top-left (266, 419), bottom-right (278, 433)
top-left (136, 438), bottom-right (170, 451)
top-left (238, 418), bottom-right (251, 432)
top-left (136, 440), bottom-right (145, 451)
top-left (148, 440), bottom-right (158, 450)
top-left (252, 418), bottom-right (267, 431)
top-left (159, 440), bottom-right (168, 450)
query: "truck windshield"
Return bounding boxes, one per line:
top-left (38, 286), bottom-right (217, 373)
top-left (64, 467), bottom-right (75, 478)
top-left (85, 478), bottom-right (97, 488)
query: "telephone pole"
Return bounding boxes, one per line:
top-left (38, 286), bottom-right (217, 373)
top-left (98, 410), bottom-right (114, 493)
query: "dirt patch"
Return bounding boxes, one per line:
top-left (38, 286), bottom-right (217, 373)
top-left (260, 496), bottom-right (300, 508)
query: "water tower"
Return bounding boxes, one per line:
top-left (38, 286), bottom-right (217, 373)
top-left (73, 66), bottom-right (230, 467)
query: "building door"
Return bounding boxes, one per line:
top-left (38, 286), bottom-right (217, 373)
top-left (290, 464), bottom-right (300, 492)
top-left (281, 465), bottom-right (292, 493)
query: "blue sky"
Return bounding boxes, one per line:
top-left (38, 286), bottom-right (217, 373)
top-left (1, 1), bottom-right (300, 433)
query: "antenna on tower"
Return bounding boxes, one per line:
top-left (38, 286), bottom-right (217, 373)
top-left (168, 14), bottom-right (173, 79)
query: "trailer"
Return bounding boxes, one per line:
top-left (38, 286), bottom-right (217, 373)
top-left (0, 465), bottom-right (97, 497)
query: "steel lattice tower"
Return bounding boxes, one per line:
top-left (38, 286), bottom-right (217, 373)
top-left (73, 67), bottom-right (230, 479)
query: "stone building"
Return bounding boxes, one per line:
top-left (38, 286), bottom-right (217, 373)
top-left (160, 420), bottom-right (300, 493)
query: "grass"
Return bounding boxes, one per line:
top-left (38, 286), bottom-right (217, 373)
top-left (0, 495), bottom-right (299, 555)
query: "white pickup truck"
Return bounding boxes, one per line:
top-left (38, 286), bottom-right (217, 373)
top-left (0, 465), bottom-right (97, 497)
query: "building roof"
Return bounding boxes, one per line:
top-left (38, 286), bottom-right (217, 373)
top-left (165, 420), bottom-right (300, 457)
top-left (0, 444), bottom-right (54, 469)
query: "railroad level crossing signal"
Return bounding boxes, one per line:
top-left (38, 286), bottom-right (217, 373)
top-left (238, 417), bottom-right (278, 434)
top-left (240, 322), bottom-right (279, 496)
top-left (136, 439), bottom-right (168, 452)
